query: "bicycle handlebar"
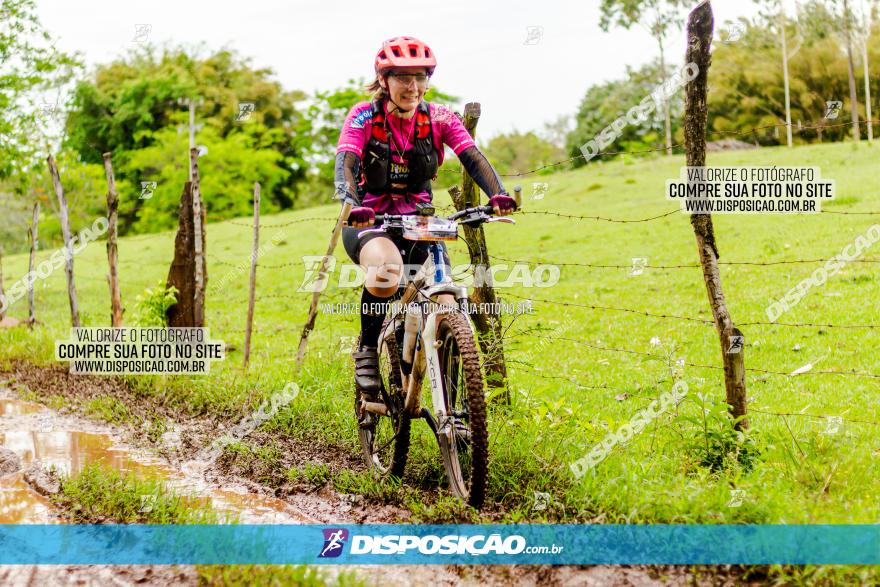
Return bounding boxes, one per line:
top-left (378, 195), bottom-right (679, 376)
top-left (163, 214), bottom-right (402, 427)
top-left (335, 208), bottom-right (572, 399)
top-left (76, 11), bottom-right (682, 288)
top-left (374, 204), bottom-right (494, 225)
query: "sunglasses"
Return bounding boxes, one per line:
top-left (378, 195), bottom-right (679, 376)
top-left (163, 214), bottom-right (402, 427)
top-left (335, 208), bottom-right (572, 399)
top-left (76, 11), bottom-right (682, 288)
top-left (388, 72), bottom-right (430, 86)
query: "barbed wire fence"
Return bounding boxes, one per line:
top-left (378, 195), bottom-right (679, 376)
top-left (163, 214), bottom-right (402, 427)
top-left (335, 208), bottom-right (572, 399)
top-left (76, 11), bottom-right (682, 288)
top-left (5, 39), bottom-right (879, 433)
top-left (9, 120), bottom-right (875, 428)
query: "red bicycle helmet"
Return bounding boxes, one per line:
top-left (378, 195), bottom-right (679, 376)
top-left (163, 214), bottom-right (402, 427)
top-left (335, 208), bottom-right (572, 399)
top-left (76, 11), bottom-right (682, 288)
top-left (375, 36), bottom-right (437, 75)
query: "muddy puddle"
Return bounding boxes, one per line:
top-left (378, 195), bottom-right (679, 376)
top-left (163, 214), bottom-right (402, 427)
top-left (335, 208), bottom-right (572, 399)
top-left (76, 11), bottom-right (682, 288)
top-left (0, 391), bottom-right (311, 525)
top-left (0, 377), bottom-right (711, 586)
top-left (0, 389), bottom-right (476, 586)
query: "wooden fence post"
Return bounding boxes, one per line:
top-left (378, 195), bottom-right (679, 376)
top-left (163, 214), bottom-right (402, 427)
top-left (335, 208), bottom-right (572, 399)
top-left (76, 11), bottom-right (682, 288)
top-left (452, 102), bottom-right (510, 405)
top-left (28, 202), bottom-right (39, 325)
top-left (512, 185), bottom-right (522, 209)
top-left (47, 154), bottom-right (81, 328)
top-left (0, 247), bottom-right (6, 321)
top-left (102, 153), bottom-right (124, 327)
top-left (243, 182), bottom-right (260, 369)
top-left (190, 148), bottom-right (206, 327)
top-left (684, 0), bottom-right (748, 429)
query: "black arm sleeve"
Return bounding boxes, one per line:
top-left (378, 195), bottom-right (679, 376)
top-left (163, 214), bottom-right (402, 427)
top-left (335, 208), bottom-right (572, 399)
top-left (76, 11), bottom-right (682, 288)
top-left (457, 146), bottom-right (507, 198)
top-left (333, 151), bottom-right (362, 206)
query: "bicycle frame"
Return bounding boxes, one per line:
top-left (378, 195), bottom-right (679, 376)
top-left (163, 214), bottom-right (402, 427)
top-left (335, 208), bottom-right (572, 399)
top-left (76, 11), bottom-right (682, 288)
top-left (358, 205), bottom-right (513, 439)
top-left (354, 205), bottom-right (513, 505)
top-left (377, 242), bottom-right (472, 424)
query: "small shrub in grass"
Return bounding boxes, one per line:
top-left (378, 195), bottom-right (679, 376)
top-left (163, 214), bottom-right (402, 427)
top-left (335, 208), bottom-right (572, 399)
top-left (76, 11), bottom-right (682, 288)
top-left (133, 281), bottom-right (178, 327)
top-left (675, 394), bottom-right (762, 474)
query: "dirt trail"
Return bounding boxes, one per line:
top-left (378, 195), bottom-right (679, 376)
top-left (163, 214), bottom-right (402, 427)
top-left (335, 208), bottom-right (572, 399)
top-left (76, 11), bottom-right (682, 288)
top-left (0, 365), bottom-right (747, 586)
top-left (0, 393), bottom-right (309, 524)
top-left (0, 388), bottom-right (490, 586)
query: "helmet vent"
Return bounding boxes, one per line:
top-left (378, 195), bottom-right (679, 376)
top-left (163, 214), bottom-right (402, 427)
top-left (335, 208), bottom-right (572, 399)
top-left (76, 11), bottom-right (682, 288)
top-left (392, 47), bottom-right (402, 57)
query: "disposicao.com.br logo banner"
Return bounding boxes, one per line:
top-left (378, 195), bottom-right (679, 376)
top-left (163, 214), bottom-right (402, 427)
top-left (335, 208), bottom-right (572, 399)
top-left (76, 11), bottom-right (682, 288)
top-left (316, 526), bottom-right (563, 560)
top-left (0, 525), bottom-right (877, 565)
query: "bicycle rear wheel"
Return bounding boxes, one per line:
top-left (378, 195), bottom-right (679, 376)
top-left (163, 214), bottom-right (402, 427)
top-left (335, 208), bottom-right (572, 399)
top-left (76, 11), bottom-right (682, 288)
top-left (434, 312), bottom-right (488, 509)
top-left (355, 318), bottom-right (410, 479)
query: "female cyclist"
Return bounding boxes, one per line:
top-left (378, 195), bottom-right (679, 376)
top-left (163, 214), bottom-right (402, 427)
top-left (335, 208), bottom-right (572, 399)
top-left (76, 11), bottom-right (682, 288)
top-left (334, 35), bottom-right (516, 428)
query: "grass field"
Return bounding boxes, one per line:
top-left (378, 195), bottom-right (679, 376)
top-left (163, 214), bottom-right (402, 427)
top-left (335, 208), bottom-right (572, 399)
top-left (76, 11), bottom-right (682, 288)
top-left (2, 139), bottom-right (878, 549)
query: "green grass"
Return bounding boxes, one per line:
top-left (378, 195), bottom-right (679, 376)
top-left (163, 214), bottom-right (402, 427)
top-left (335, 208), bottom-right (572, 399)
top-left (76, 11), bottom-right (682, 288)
top-left (1, 141), bottom-right (878, 572)
top-left (287, 462), bottom-right (331, 488)
top-left (197, 565), bottom-right (365, 587)
top-left (53, 464), bottom-right (357, 586)
top-left (54, 463), bottom-right (225, 524)
top-left (46, 394), bottom-right (66, 410)
top-left (84, 396), bottom-right (133, 425)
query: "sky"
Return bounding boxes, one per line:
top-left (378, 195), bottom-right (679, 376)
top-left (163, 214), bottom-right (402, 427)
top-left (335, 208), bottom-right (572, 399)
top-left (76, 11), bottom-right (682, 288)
top-left (35, 0), bottom-right (765, 141)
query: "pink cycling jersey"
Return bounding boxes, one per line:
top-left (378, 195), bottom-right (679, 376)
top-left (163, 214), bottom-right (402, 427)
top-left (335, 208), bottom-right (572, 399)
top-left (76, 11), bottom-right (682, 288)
top-left (336, 100), bottom-right (476, 214)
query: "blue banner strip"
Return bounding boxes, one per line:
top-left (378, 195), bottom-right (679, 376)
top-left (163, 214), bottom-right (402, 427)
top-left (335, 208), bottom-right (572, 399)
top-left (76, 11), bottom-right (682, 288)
top-left (0, 525), bottom-right (877, 565)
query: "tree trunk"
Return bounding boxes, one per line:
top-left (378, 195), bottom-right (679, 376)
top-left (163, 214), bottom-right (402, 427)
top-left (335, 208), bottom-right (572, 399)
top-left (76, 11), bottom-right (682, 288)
top-left (102, 153), bottom-right (124, 327)
top-left (684, 0), bottom-right (748, 430)
top-left (844, 0), bottom-right (862, 141)
top-left (780, 8), bottom-right (793, 147)
top-left (166, 183), bottom-right (197, 327)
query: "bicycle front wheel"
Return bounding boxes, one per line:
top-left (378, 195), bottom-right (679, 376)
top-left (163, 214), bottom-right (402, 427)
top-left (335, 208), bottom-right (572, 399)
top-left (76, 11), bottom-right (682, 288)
top-left (434, 312), bottom-right (488, 509)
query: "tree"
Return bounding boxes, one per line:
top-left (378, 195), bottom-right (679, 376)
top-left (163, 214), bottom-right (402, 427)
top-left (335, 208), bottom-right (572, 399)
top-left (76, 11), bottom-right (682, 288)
top-left (566, 59), bottom-right (676, 166)
top-left (600, 0), bottom-right (690, 155)
top-left (796, 0), bottom-right (873, 142)
top-left (122, 125), bottom-right (286, 233)
top-left (0, 0), bottom-right (81, 254)
top-left (0, 0), bottom-right (80, 182)
top-left (64, 45), bottom-right (310, 229)
top-left (706, 1), bottom-right (880, 146)
top-left (482, 131), bottom-right (564, 177)
top-left (540, 114), bottom-right (574, 150)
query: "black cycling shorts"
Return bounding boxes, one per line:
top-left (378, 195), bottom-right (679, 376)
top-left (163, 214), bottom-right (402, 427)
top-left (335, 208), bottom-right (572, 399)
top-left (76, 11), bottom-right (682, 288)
top-left (341, 226), bottom-right (451, 269)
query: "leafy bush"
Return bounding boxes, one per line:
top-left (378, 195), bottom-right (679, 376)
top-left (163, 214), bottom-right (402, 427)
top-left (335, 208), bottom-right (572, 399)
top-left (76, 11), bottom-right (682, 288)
top-left (132, 281), bottom-right (178, 327)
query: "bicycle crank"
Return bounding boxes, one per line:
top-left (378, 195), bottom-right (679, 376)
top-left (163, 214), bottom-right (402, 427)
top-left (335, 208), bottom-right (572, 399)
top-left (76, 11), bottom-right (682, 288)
top-left (360, 399), bottom-right (390, 416)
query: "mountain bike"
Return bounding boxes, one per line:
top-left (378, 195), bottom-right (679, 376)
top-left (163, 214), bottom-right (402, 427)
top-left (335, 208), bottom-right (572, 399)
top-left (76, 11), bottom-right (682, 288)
top-left (351, 204), bottom-right (513, 509)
